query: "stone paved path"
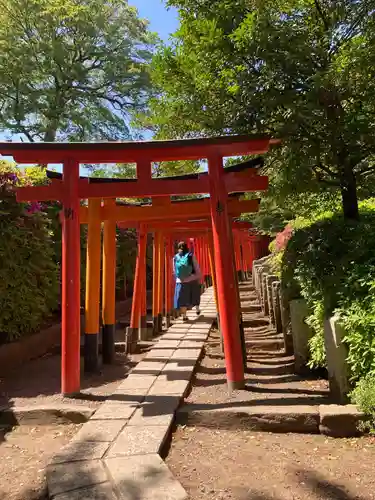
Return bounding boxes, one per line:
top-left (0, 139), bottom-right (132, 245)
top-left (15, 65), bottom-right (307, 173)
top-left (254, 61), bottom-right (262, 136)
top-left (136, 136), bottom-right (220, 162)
top-left (46, 288), bottom-right (216, 500)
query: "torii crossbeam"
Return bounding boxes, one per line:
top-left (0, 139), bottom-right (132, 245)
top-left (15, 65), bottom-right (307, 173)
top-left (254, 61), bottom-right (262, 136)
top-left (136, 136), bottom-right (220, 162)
top-left (0, 134), bottom-right (277, 394)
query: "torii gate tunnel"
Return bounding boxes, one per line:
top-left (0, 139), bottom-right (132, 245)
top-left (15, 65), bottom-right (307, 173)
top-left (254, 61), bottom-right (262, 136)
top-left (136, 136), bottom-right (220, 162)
top-left (0, 135), bottom-right (277, 394)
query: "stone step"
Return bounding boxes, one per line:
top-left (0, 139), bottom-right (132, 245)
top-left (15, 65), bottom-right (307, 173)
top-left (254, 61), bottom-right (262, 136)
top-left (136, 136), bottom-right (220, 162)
top-left (246, 338), bottom-right (285, 351)
top-left (177, 404), bottom-right (365, 438)
top-left (177, 404), bottom-right (320, 434)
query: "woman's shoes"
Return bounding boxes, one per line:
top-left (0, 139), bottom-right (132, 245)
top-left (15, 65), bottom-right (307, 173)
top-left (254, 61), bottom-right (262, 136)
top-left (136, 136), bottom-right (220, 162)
top-left (196, 307), bottom-right (201, 315)
top-left (183, 316), bottom-right (188, 322)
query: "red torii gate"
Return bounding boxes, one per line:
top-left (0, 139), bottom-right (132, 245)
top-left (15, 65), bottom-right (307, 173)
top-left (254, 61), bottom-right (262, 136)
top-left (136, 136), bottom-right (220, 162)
top-left (0, 135), bottom-right (277, 394)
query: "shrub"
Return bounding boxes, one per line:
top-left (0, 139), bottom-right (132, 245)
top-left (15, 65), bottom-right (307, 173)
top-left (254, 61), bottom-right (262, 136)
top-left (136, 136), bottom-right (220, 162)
top-left (350, 374), bottom-right (375, 434)
top-left (0, 163), bottom-right (59, 342)
top-left (280, 201), bottom-right (375, 379)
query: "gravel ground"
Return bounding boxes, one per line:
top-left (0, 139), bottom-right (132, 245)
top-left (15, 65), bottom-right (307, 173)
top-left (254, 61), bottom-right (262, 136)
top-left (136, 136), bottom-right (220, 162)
top-left (0, 320), bottom-right (156, 500)
top-left (167, 426), bottom-right (375, 500)
top-left (0, 347), bottom-right (150, 410)
top-left (0, 423), bottom-right (80, 500)
top-left (166, 282), bottom-right (375, 500)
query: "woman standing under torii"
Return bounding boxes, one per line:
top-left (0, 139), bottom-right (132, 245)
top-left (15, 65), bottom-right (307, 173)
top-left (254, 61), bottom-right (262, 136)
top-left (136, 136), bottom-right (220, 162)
top-left (173, 241), bottom-right (202, 321)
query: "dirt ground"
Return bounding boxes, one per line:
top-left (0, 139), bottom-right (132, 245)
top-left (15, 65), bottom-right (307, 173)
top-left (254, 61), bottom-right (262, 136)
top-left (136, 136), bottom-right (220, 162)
top-left (0, 423), bottom-right (80, 500)
top-left (0, 338), bottom-right (154, 499)
top-left (166, 283), bottom-right (375, 500)
top-left (167, 426), bottom-right (375, 500)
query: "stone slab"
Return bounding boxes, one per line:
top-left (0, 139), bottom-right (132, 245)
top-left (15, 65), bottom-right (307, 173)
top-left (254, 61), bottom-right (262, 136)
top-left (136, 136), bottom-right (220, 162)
top-left (128, 396), bottom-right (180, 426)
top-left (105, 454), bottom-right (188, 500)
top-left (319, 404), bottom-right (364, 437)
top-left (162, 360), bottom-right (197, 374)
top-left (178, 340), bottom-right (204, 348)
top-left (91, 402), bottom-right (138, 421)
top-left (179, 405), bottom-right (320, 434)
top-left (51, 441), bottom-right (110, 464)
top-left (183, 333), bottom-right (208, 340)
top-left (47, 460), bottom-right (108, 497)
top-left (131, 360), bottom-right (166, 375)
top-left (53, 482), bottom-right (116, 500)
top-left (71, 419), bottom-right (127, 443)
top-left (155, 340), bottom-right (182, 348)
top-left (161, 334), bottom-right (186, 340)
top-left (111, 387), bottom-right (150, 399)
top-left (171, 348), bottom-right (202, 360)
top-left (145, 349), bottom-right (176, 359)
top-left (148, 378), bottom-right (190, 396)
top-left (117, 374), bottom-right (157, 390)
top-left (0, 404), bottom-right (93, 426)
top-left (106, 425), bottom-right (170, 457)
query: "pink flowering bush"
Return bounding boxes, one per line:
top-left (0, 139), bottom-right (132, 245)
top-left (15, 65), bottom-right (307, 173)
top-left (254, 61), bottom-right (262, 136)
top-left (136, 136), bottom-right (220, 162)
top-left (0, 161), bottom-right (59, 342)
top-left (275, 224), bottom-right (293, 252)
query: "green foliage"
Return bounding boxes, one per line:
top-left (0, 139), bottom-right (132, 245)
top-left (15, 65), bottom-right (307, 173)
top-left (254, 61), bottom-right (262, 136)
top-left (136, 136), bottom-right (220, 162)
top-left (0, 163), bottom-right (59, 342)
top-left (280, 201), bottom-right (375, 378)
top-left (0, 0), bottom-right (157, 141)
top-left (305, 301), bottom-right (326, 370)
top-left (350, 374), bottom-right (375, 434)
top-left (147, 0), bottom-right (375, 219)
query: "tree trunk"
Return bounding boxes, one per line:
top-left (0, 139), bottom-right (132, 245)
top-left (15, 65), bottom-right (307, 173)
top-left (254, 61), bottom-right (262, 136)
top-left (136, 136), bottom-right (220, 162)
top-left (44, 128), bottom-right (57, 142)
top-left (339, 163), bottom-right (359, 220)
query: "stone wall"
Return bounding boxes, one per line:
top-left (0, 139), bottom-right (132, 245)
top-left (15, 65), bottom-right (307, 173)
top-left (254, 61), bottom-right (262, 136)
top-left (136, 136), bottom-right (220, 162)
top-left (324, 315), bottom-right (350, 403)
top-left (289, 299), bottom-right (313, 374)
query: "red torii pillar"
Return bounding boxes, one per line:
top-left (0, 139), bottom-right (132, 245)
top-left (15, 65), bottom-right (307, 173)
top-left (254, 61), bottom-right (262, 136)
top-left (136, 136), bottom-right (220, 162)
top-left (165, 236), bottom-right (174, 328)
top-left (61, 160), bottom-right (81, 395)
top-left (102, 199), bottom-right (116, 365)
top-left (128, 223), bottom-right (147, 352)
top-left (208, 155), bottom-right (245, 390)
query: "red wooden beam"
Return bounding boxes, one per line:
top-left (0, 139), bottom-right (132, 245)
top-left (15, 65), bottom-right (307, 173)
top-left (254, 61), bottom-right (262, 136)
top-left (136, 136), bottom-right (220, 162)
top-left (79, 198), bottom-right (259, 224)
top-left (0, 135), bottom-right (278, 164)
top-left (15, 172), bottom-right (268, 203)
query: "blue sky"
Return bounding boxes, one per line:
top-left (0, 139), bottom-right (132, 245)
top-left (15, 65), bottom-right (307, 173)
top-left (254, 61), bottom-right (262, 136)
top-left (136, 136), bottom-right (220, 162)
top-left (130, 0), bottom-right (179, 44)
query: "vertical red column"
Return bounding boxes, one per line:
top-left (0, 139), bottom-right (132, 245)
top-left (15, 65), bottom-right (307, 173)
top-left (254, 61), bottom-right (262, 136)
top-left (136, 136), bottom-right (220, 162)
top-left (140, 226), bottom-right (148, 341)
top-left (202, 236), bottom-right (210, 287)
top-left (241, 233), bottom-right (249, 278)
top-left (128, 224), bottom-right (147, 352)
top-left (61, 158), bottom-right (81, 395)
top-left (233, 230), bottom-right (241, 277)
top-left (152, 231), bottom-right (160, 335)
top-left (165, 236), bottom-right (173, 328)
top-left (208, 154), bottom-right (245, 391)
top-left (157, 233), bottom-right (165, 332)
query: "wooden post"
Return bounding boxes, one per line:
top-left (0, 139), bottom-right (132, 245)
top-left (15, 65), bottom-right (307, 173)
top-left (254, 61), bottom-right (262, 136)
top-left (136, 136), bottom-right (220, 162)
top-left (152, 232), bottom-right (160, 335)
top-left (228, 227), bottom-right (247, 371)
top-left (165, 236), bottom-right (173, 328)
top-left (102, 199), bottom-right (116, 364)
top-left (61, 159), bottom-right (81, 395)
top-left (157, 233), bottom-right (165, 332)
top-left (84, 198), bottom-right (101, 373)
top-left (140, 226), bottom-right (148, 341)
top-left (208, 154), bottom-right (245, 391)
top-left (207, 232), bottom-right (218, 310)
top-left (127, 223), bottom-right (147, 352)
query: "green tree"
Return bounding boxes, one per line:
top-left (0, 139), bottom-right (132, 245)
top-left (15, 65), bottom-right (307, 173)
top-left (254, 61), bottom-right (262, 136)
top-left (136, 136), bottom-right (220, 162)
top-left (0, 0), bottom-right (157, 141)
top-left (145, 0), bottom-right (375, 219)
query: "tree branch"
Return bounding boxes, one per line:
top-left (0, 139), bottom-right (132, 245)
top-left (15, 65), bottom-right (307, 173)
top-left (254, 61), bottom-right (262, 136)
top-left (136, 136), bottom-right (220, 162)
top-left (314, 0), bottom-right (330, 31)
top-left (313, 162), bottom-right (339, 178)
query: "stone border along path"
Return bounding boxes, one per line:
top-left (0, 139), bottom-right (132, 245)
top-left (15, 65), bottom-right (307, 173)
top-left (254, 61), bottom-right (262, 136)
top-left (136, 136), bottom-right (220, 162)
top-left (46, 288), bottom-right (216, 500)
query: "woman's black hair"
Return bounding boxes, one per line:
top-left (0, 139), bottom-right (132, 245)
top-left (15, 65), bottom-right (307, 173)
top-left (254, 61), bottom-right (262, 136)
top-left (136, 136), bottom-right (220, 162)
top-left (177, 241), bottom-right (189, 253)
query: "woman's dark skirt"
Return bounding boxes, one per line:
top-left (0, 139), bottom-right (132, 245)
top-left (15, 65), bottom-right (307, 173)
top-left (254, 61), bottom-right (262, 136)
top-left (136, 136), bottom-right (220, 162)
top-left (174, 280), bottom-right (201, 309)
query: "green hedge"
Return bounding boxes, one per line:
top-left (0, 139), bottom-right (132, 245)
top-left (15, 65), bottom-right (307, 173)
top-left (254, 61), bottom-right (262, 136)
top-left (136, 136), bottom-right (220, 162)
top-left (279, 200), bottom-right (375, 381)
top-left (0, 163), bottom-right (59, 342)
